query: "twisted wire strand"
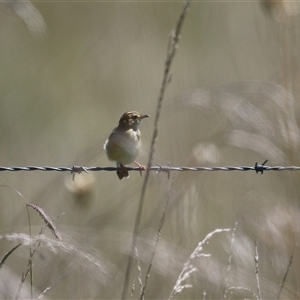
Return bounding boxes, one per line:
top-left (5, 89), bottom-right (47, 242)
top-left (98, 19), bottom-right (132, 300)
top-left (0, 164), bottom-right (299, 173)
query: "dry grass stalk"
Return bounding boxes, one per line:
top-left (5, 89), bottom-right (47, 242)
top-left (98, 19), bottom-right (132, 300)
top-left (27, 203), bottom-right (62, 241)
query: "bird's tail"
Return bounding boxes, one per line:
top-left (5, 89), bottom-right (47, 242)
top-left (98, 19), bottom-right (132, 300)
top-left (117, 163), bottom-right (129, 180)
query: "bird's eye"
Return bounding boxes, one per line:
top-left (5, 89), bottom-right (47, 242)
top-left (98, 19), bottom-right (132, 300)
top-left (133, 115), bottom-right (138, 120)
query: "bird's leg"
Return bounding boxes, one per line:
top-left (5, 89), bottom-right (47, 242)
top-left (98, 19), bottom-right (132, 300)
top-left (134, 161), bottom-right (147, 177)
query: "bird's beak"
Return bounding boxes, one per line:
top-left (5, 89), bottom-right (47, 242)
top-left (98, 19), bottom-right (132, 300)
top-left (140, 114), bottom-right (150, 119)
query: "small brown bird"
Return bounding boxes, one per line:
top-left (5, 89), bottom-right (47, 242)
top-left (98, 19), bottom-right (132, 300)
top-left (104, 111), bottom-right (150, 180)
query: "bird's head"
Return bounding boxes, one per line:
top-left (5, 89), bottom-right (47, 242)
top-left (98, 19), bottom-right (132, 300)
top-left (118, 111), bottom-right (150, 130)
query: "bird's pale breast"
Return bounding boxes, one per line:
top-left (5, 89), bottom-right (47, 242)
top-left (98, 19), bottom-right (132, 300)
top-left (104, 128), bottom-right (141, 165)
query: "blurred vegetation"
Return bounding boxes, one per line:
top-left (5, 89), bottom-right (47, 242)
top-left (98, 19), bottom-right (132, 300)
top-left (0, 0), bottom-right (300, 299)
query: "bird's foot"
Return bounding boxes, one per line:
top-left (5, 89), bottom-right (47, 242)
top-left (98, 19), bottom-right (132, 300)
top-left (134, 161), bottom-right (148, 177)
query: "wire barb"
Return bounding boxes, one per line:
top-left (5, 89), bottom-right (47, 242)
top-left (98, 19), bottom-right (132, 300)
top-left (71, 165), bottom-right (89, 180)
top-left (255, 160), bottom-right (268, 175)
top-left (156, 163), bottom-right (171, 179)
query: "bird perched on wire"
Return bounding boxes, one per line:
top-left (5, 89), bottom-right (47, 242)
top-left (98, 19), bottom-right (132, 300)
top-left (104, 111), bottom-right (150, 180)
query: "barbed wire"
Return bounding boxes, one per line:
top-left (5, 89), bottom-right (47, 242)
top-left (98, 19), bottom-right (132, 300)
top-left (1, 161), bottom-right (300, 178)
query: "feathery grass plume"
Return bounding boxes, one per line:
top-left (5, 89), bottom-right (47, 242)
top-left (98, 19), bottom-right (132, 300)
top-left (7, 0), bottom-right (47, 37)
top-left (0, 233), bottom-right (111, 288)
top-left (226, 287), bottom-right (259, 299)
top-left (223, 221), bottom-right (238, 299)
top-left (36, 287), bottom-right (51, 300)
top-left (169, 228), bottom-right (231, 300)
top-left (255, 241), bottom-right (262, 300)
top-left (132, 247), bottom-right (143, 299)
top-left (27, 203), bottom-right (62, 240)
